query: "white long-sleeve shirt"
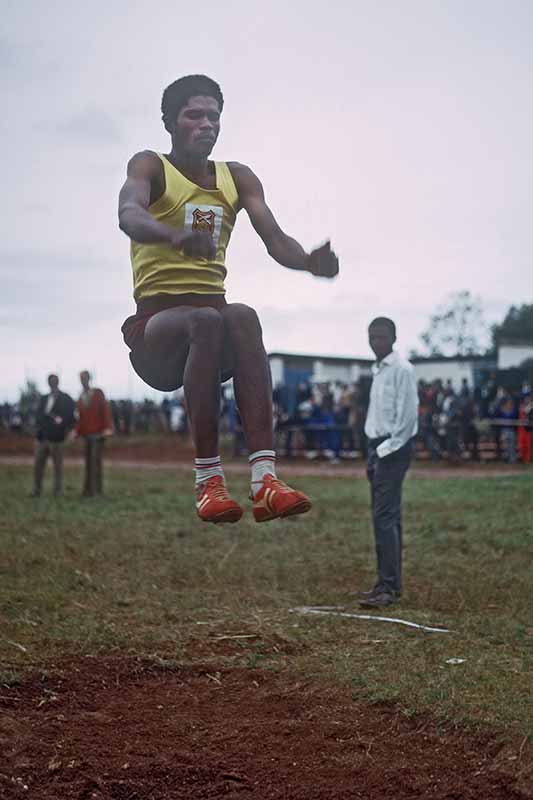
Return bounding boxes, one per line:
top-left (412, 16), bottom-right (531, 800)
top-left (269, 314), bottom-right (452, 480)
top-left (364, 350), bottom-right (419, 458)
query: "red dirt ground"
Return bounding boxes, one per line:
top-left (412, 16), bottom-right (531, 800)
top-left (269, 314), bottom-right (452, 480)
top-left (3, 430), bottom-right (532, 478)
top-left (1, 654), bottom-right (532, 800)
top-left (0, 437), bottom-right (529, 481)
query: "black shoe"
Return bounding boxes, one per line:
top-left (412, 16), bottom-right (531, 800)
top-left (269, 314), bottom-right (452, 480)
top-left (350, 584), bottom-right (382, 600)
top-left (359, 591), bottom-right (398, 609)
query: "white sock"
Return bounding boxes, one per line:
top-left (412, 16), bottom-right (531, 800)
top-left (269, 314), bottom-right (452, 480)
top-left (195, 456), bottom-right (224, 487)
top-left (249, 450), bottom-right (277, 498)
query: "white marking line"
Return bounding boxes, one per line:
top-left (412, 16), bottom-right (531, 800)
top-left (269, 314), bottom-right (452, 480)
top-left (290, 606), bottom-right (451, 634)
top-left (5, 639), bottom-right (28, 653)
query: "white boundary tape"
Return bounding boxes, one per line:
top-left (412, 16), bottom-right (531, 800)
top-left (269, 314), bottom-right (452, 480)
top-left (289, 606), bottom-right (451, 634)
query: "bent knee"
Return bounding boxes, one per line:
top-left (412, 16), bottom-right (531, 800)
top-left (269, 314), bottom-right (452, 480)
top-left (188, 307), bottom-right (224, 341)
top-left (223, 302), bottom-right (262, 333)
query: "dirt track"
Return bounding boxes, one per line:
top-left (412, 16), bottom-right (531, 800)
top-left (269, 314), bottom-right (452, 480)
top-left (1, 430), bottom-right (530, 479)
top-left (2, 655), bottom-right (531, 799)
top-left (0, 454), bottom-right (530, 480)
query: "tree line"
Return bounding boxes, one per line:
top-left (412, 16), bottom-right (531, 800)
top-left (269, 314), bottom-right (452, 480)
top-left (414, 292), bottom-right (533, 359)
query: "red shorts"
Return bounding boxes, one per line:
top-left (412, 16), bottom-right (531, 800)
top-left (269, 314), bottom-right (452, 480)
top-left (121, 292), bottom-right (230, 392)
top-left (121, 293), bottom-right (227, 352)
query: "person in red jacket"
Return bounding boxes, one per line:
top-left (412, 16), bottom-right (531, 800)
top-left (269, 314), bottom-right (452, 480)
top-left (76, 370), bottom-right (113, 496)
top-left (518, 393), bottom-right (532, 464)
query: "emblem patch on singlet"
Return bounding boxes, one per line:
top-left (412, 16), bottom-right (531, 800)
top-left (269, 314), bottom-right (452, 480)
top-left (184, 203), bottom-right (223, 245)
top-left (192, 208), bottom-right (215, 233)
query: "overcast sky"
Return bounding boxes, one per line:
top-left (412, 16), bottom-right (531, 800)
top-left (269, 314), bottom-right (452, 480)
top-left (2, 0), bottom-right (532, 401)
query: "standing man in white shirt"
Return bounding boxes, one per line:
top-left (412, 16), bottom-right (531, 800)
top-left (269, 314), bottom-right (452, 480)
top-left (358, 317), bottom-right (419, 608)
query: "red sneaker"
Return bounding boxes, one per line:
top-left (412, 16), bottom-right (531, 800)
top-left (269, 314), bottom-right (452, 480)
top-left (252, 474), bottom-right (311, 523)
top-left (196, 476), bottom-right (243, 524)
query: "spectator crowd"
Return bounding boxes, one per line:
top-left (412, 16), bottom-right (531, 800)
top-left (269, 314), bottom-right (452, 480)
top-left (2, 373), bottom-right (532, 465)
top-left (416, 376), bottom-right (532, 464)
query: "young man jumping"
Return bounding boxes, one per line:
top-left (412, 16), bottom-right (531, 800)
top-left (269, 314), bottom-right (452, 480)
top-left (118, 75), bottom-right (339, 524)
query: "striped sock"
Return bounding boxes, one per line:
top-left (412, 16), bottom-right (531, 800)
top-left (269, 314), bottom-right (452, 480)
top-left (249, 450), bottom-right (277, 498)
top-left (195, 456), bottom-right (224, 487)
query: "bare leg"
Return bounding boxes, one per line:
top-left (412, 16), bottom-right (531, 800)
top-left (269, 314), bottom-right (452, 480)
top-left (143, 306), bottom-right (224, 457)
top-left (218, 303), bottom-right (310, 524)
top-left (221, 303), bottom-right (274, 453)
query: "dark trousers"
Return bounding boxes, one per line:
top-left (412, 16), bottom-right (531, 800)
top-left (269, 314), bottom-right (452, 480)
top-left (83, 435), bottom-right (104, 496)
top-left (462, 423), bottom-right (479, 460)
top-left (33, 440), bottom-right (64, 495)
top-left (367, 439), bottom-right (413, 595)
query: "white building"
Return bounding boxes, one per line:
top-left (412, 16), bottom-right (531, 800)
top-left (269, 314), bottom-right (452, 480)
top-left (410, 355), bottom-right (495, 391)
top-left (268, 352), bottom-right (373, 389)
top-left (269, 351), bottom-right (500, 394)
top-left (497, 340), bottom-right (533, 370)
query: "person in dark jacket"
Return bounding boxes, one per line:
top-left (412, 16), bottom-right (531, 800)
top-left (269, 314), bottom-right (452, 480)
top-left (31, 374), bottom-right (75, 497)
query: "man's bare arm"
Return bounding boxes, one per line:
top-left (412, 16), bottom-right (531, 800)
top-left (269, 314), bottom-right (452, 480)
top-left (118, 152), bottom-right (174, 244)
top-left (230, 163), bottom-right (339, 278)
top-left (118, 152), bottom-right (216, 258)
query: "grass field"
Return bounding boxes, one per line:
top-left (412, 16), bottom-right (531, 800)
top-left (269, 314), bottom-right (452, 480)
top-left (2, 461), bottom-right (532, 743)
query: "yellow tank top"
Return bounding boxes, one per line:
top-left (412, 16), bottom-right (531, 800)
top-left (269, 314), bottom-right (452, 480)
top-left (130, 154), bottom-right (239, 300)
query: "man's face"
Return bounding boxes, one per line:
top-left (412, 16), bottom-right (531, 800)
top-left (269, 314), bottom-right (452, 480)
top-left (80, 371), bottom-right (90, 390)
top-left (173, 95), bottom-right (221, 157)
top-left (48, 375), bottom-right (59, 392)
top-left (368, 324), bottom-right (395, 361)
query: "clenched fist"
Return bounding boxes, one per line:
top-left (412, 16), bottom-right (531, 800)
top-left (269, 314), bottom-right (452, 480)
top-left (169, 230), bottom-right (217, 260)
top-left (306, 241), bottom-right (339, 279)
